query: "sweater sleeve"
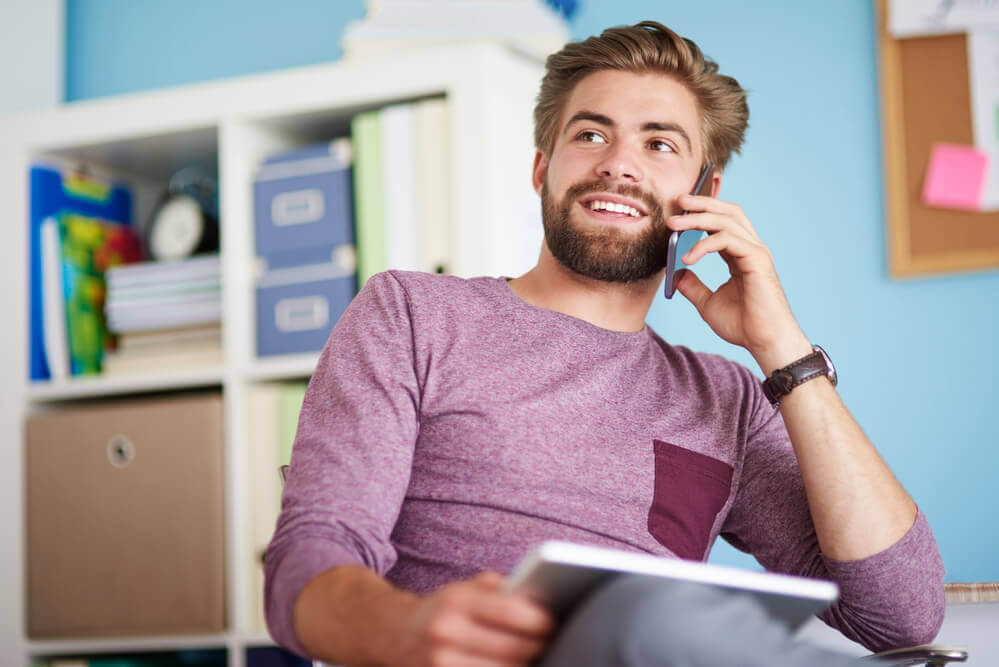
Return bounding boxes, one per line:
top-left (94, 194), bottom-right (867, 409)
top-left (263, 272), bottom-right (421, 657)
top-left (719, 383), bottom-right (946, 653)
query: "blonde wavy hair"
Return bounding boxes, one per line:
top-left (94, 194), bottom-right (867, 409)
top-left (534, 21), bottom-right (749, 170)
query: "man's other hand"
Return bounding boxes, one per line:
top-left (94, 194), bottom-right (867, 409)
top-left (393, 571), bottom-right (555, 667)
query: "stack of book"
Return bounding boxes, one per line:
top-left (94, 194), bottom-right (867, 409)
top-left (351, 96), bottom-right (454, 284)
top-left (103, 255), bottom-right (223, 375)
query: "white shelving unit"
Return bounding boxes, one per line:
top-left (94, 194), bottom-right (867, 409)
top-left (0, 42), bottom-right (544, 666)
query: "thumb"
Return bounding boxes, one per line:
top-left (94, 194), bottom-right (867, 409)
top-left (472, 570), bottom-right (506, 590)
top-left (674, 269), bottom-right (713, 315)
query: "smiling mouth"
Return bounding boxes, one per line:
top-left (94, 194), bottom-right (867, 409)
top-left (580, 198), bottom-right (646, 221)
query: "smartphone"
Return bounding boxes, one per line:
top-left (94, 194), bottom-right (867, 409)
top-left (664, 162), bottom-right (714, 299)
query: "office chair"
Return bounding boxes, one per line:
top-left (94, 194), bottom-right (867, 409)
top-left (275, 465), bottom-right (967, 666)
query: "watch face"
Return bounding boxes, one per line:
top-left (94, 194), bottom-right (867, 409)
top-left (813, 345), bottom-right (837, 387)
top-left (149, 195), bottom-right (203, 260)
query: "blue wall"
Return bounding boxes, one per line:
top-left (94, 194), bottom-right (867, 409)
top-left (66, 0), bottom-right (997, 581)
top-left (65, 0), bottom-right (365, 100)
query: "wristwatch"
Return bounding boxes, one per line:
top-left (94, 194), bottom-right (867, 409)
top-left (762, 344), bottom-right (837, 406)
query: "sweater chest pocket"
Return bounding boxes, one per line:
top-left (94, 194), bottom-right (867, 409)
top-left (647, 439), bottom-right (733, 561)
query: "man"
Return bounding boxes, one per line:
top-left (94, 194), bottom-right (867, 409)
top-left (266, 21), bottom-right (945, 666)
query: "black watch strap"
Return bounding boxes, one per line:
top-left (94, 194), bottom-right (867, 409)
top-left (762, 345), bottom-right (837, 406)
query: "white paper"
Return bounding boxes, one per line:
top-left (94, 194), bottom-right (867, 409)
top-left (967, 29), bottom-right (999, 209)
top-left (890, 0), bottom-right (999, 38)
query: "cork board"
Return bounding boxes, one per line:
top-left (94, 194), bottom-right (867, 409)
top-left (877, 0), bottom-right (999, 277)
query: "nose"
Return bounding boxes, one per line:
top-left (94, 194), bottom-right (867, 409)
top-left (595, 141), bottom-right (643, 183)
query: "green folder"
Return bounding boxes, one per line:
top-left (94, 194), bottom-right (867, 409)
top-left (351, 110), bottom-right (387, 285)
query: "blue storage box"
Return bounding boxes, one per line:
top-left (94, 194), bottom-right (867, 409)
top-left (256, 258), bottom-right (356, 357)
top-left (254, 139), bottom-right (354, 258)
top-left (260, 242), bottom-right (356, 272)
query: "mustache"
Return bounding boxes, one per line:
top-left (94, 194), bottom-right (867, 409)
top-left (563, 180), bottom-right (666, 220)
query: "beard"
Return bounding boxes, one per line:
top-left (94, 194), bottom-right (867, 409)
top-left (540, 179), bottom-right (671, 283)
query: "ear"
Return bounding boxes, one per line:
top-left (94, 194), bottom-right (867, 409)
top-left (532, 150), bottom-right (548, 196)
top-left (709, 171), bottom-right (723, 198)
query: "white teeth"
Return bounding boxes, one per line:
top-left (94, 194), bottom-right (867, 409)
top-left (587, 200), bottom-right (642, 217)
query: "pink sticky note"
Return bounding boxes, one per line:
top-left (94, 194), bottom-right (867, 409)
top-left (922, 143), bottom-right (989, 211)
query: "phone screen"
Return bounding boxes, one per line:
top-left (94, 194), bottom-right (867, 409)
top-left (663, 163), bottom-right (714, 299)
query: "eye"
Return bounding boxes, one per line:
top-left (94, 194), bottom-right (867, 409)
top-left (576, 130), bottom-right (607, 144)
top-left (649, 139), bottom-right (676, 153)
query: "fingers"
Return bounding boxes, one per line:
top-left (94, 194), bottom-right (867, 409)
top-left (470, 570), bottom-right (507, 591)
top-left (427, 607), bottom-right (548, 662)
top-left (677, 193), bottom-right (743, 217)
top-left (670, 195), bottom-right (760, 241)
top-left (467, 586), bottom-right (554, 639)
top-left (675, 269), bottom-right (713, 315)
top-left (681, 230), bottom-right (768, 271)
top-left (419, 571), bottom-right (555, 666)
top-left (424, 646), bottom-right (529, 667)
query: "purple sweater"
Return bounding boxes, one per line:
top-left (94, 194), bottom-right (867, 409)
top-left (265, 270), bottom-right (945, 657)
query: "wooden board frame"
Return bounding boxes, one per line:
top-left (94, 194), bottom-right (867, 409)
top-left (877, 0), bottom-right (999, 277)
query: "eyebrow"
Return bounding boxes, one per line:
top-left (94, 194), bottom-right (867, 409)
top-left (563, 111), bottom-right (693, 153)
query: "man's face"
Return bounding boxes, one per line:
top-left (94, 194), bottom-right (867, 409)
top-left (533, 69), bottom-right (712, 283)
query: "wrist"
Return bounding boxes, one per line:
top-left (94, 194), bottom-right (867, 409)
top-left (295, 565), bottom-right (417, 666)
top-left (374, 586), bottom-right (421, 665)
top-left (751, 330), bottom-right (813, 377)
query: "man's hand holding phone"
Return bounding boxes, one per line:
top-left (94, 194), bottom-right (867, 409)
top-left (665, 179), bottom-right (811, 376)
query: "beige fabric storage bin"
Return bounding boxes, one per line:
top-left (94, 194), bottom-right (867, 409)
top-left (26, 392), bottom-right (225, 637)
